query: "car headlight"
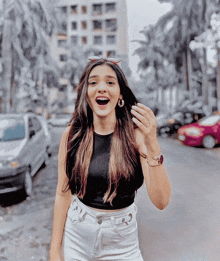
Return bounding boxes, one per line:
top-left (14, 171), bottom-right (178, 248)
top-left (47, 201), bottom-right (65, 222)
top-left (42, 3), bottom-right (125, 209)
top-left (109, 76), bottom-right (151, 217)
top-left (0, 159), bottom-right (19, 168)
top-left (186, 128), bottom-right (201, 136)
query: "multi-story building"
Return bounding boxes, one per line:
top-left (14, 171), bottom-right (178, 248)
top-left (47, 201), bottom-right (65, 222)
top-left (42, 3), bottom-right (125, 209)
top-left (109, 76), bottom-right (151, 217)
top-left (49, 0), bottom-right (129, 113)
top-left (56, 0), bottom-right (128, 62)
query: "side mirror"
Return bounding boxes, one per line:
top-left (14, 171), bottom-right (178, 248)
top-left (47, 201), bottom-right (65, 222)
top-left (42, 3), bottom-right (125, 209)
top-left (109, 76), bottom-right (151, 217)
top-left (29, 129), bottom-right (35, 138)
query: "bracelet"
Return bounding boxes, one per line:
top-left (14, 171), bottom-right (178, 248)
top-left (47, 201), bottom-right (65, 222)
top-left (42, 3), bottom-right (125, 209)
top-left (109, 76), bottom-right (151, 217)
top-left (140, 151), bottom-right (164, 166)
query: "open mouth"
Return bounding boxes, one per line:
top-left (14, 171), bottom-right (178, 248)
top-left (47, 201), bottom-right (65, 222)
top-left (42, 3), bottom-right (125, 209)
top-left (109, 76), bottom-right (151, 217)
top-left (96, 98), bottom-right (110, 105)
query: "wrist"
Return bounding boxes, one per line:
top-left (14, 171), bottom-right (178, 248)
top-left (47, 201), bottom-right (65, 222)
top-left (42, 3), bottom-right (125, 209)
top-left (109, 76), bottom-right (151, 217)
top-left (145, 142), bottom-right (161, 158)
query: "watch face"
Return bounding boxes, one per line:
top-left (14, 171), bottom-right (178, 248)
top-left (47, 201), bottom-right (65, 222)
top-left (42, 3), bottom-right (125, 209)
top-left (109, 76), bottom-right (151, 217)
top-left (159, 155), bottom-right (164, 164)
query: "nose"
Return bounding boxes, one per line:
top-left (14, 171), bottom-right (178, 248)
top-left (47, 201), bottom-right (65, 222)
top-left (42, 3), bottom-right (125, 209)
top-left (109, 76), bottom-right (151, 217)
top-left (97, 82), bottom-right (107, 92)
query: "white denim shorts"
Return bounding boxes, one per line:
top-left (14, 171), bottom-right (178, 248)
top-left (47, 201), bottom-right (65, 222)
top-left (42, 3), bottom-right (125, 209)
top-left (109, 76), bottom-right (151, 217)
top-left (62, 195), bottom-right (143, 261)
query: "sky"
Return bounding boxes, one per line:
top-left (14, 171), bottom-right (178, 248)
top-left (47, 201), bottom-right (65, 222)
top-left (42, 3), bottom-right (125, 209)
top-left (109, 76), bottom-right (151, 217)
top-left (126, 0), bottom-right (172, 79)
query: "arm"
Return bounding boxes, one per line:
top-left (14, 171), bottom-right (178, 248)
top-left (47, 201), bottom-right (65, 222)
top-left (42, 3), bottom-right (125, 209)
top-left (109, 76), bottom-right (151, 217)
top-left (49, 127), bottom-right (72, 261)
top-left (139, 139), bottom-right (171, 210)
top-left (131, 104), bottom-right (171, 210)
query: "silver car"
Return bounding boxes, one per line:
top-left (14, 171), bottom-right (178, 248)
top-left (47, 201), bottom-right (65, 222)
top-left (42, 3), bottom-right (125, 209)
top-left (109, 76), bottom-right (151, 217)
top-left (0, 113), bottom-right (49, 197)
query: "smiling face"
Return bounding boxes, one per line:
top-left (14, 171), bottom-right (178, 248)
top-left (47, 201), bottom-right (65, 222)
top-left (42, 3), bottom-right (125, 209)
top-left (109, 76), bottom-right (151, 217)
top-left (87, 64), bottom-right (122, 121)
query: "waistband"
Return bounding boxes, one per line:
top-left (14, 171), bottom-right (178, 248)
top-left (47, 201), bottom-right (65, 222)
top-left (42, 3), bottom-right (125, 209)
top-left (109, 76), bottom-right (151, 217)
top-left (71, 195), bottom-right (137, 223)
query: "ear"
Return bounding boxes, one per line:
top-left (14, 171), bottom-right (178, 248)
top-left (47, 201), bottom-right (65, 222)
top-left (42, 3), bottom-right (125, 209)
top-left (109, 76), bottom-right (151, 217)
top-left (119, 94), bottom-right (123, 100)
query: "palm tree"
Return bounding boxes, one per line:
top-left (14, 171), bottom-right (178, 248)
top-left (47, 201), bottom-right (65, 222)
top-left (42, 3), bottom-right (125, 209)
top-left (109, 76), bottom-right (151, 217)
top-left (210, 11), bottom-right (220, 111)
top-left (0, 0), bottom-right (60, 113)
top-left (156, 0), bottom-right (220, 107)
top-left (133, 25), bottom-right (165, 105)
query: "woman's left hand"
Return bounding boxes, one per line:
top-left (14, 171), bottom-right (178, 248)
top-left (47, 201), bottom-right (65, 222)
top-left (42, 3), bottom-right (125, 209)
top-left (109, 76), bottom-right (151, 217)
top-left (131, 103), bottom-right (158, 151)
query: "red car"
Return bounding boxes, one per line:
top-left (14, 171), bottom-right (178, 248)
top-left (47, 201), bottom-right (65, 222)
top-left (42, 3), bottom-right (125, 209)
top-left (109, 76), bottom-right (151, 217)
top-left (177, 114), bottom-right (220, 149)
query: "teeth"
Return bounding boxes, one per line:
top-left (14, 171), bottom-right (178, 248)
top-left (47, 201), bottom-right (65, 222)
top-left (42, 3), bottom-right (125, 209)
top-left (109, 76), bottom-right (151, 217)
top-left (97, 98), bottom-right (109, 100)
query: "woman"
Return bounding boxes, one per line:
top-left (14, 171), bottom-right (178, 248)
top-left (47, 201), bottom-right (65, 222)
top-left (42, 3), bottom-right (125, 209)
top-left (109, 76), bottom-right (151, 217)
top-left (49, 57), bottom-right (171, 261)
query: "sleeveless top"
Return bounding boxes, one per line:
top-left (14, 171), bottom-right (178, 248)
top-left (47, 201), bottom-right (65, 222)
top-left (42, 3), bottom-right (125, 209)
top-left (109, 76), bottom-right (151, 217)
top-left (67, 132), bottom-right (144, 210)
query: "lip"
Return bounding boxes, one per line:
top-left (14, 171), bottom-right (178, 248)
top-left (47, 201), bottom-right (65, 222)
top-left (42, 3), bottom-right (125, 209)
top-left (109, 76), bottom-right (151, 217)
top-left (95, 96), bottom-right (110, 109)
top-left (95, 96), bottom-right (110, 101)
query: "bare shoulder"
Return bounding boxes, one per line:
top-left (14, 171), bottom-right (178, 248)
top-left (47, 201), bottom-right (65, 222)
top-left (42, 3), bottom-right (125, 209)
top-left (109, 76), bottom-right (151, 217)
top-left (59, 126), bottom-right (71, 149)
top-left (62, 126), bottom-right (71, 140)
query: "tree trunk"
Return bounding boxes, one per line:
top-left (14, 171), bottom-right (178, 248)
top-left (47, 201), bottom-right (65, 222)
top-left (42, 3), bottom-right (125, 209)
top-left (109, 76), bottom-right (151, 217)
top-left (202, 47), bottom-right (209, 106)
top-left (2, 19), bottom-right (12, 113)
top-left (186, 46), bottom-right (193, 98)
top-left (217, 47), bottom-right (220, 111)
top-left (169, 85), bottom-right (173, 110)
top-left (182, 51), bottom-right (189, 92)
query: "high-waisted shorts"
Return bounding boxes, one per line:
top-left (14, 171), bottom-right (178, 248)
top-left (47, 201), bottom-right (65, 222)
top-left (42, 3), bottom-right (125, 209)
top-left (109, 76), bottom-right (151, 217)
top-left (62, 195), bottom-right (143, 261)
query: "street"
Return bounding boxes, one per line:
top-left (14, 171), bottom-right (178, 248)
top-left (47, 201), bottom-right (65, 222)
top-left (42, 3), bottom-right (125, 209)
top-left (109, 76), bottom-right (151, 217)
top-left (0, 127), bottom-right (220, 261)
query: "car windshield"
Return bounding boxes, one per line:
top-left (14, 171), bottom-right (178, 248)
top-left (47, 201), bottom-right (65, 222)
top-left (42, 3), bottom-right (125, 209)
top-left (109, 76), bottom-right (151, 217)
top-left (0, 117), bottom-right (25, 142)
top-left (199, 115), bottom-right (220, 126)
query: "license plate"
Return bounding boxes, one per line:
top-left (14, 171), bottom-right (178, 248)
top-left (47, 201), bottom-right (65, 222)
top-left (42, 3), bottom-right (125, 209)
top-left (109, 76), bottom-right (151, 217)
top-left (178, 135), bottom-right (186, 141)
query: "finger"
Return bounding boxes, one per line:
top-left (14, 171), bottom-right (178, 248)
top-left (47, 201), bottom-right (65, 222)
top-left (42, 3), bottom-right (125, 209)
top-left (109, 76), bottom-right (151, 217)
top-left (132, 117), bottom-right (150, 133)
top-left (131, 109), bottom-right (151, 127)
top-left (131, 105), bottom-right (152, 121)
top-left (136, 103), bottom-right (156, 119)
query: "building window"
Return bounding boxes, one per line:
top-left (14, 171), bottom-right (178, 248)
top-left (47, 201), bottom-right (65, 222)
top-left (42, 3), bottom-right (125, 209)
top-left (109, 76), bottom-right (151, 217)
top-left (60, 54), bottom-right (67, 62)
top-left (93, 4), bottom-right (102, 15)
top-left (107, 50), bottom-right (116, 57)
top-left (94, 51), bottom-right (103, 56)
top-left (82, 5), bottom-right (87, 14)
top-left (81, 21), bottom-right (87, 30)
top-left (61, 22), bottom-right (67, 32)
top-left (58, 39), bottom-right (67, 48)
top-left (82, 36), bottom-right (87, 44)
top-left (60, 6), bottom-right (67, 14)
top-left (93, 36), bottom-right (102, 45)
top-left (71, 5), bottom-right (77, 14)
top-left (71, 21), bottom-right (77, 30)
top-left (93, 20), bottom-right (102, 30)
top-left (59, 84), bottom-right (67, 92)
top-left (107, 35), bottom-right (116, 45)
top-left (106, 3), bottom-right (116, 13)
top-left (71, 35), bottom-right (78, 45)
top-left (106, 19), bottom-right (117, 32)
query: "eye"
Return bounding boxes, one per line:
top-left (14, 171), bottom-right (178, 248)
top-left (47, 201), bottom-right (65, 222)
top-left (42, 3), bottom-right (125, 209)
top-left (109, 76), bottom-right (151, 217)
top-left (107, 81), bottom-right (115, 85)
top-left (89, 81), bottom-right (97, 86)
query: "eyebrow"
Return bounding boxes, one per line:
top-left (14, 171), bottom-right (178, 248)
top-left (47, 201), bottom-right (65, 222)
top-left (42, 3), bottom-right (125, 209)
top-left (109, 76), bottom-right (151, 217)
top-left (88, 75), bottom-right (117, 80)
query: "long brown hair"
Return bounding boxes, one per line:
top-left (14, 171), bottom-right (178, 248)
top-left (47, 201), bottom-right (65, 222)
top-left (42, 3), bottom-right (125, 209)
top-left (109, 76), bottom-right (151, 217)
top-left (65, 59), bottom-right (140, 204)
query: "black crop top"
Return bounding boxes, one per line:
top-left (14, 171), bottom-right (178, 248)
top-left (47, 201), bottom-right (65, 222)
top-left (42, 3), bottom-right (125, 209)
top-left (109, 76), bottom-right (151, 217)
top-left (69, 132), bottom-right (144, 210)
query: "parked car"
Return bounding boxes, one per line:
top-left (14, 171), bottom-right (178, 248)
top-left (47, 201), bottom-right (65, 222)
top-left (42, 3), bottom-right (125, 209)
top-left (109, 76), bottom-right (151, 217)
top-left (177, 114), bottom-right (220, 149)
top-left (37, 115), bottom-right (52, 157)
top-left (48, 113), bottom-right (72, 127)
top-left (0, 113), bottom-right (49, 196)
top-left (157, 111), bottom-right (205, 137)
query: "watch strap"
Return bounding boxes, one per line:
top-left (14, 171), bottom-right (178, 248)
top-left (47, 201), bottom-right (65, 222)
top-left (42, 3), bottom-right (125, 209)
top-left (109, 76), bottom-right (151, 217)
top-left (140, 152), bottom-right (164, 167)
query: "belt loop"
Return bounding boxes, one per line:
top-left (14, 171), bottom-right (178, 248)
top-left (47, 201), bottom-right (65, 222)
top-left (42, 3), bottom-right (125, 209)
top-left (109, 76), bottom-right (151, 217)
top-left (72, 195), bottom-right (77, 203)
top-left (78, 209), bottom-right (86, 222)
top-left (134, 203), bottom-right (137, 213)
top-left (110, 216), bottom-right (116, 230)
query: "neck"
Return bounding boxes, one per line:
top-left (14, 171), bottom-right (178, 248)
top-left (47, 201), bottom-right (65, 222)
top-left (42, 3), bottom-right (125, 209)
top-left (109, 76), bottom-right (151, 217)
top-left (93, 114), bottom-right (116, 135)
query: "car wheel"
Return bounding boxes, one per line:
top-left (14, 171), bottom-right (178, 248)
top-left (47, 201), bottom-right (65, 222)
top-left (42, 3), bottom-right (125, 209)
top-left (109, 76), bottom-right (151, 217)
top-left (202, 135), bottom-right (216, 149)
top-left (23, 168), bottom-right (33, 197)
top-left (159, 127), bottom-right (169, 138)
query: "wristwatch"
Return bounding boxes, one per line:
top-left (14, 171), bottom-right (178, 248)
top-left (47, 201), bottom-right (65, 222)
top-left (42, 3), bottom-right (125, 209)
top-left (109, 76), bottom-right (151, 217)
top-left (141, 152), bottom-right (164, 167)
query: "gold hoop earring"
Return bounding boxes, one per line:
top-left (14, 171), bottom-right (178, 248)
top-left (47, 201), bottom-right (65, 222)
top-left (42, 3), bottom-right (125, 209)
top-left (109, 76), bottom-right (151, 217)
top-left (118, 99), bottom-right (124, 107)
